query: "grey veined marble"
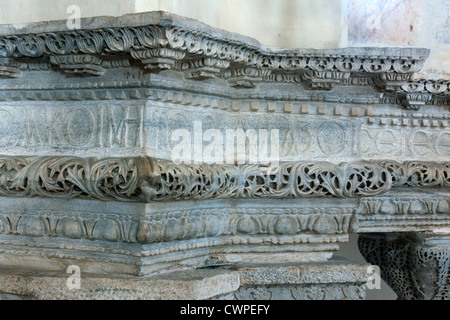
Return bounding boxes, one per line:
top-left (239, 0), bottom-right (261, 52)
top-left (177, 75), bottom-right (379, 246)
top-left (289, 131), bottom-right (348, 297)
top-left (0, 11), bottom-right (448, 300)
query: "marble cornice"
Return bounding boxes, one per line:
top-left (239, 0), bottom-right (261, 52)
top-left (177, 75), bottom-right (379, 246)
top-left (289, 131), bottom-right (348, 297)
top-left (1, 11), bottom-right (445, 107)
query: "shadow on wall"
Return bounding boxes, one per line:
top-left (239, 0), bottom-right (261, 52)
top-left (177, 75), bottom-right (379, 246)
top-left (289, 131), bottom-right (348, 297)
top-left (335, 233), bottom-right (398, 300)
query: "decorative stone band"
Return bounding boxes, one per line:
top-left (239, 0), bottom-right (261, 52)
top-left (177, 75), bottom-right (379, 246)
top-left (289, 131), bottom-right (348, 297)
top-left (0, 156), bottom-right (448, 203)
top-left (376, 160), bottom-right (450, 188)
top-left (149, 159), bottom-right (393, 200)
top-left (0, 12), bottom-right (432, 94)
top-left (0, 25), bottom-right (427, 73)
top-left (0, 156), bottom-right (153, 202)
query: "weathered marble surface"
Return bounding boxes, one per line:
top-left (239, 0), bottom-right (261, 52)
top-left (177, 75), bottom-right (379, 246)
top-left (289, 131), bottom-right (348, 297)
top-left (0, 11), bottom-right (448, 300)
top-left (0, 259), bottom-right (369, 300)
top-left (0, 268), bottom-right (240, 300)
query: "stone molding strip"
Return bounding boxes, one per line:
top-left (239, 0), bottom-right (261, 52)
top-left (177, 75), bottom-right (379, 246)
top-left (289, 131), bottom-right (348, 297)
top-left (0, 155), bottom-right (448, 202)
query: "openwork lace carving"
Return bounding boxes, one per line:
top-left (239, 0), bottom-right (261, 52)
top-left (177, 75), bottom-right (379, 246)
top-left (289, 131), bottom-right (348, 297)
top-left (376, 161), bottom-right (450, 187)
top-left (358, 233), bottom-right (450, 300)
top-left (148, 160), bottom-right (392, 201)
top-left (0, 156), bottom-right (448, 202)
top-left (0, 156), bottom-right (152, 201)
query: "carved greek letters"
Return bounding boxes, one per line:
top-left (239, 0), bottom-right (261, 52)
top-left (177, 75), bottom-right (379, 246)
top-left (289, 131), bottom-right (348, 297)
top-left (64, 107), bottom-right (95, 146)
top-left (361, 125), bottom-right (450, 160)
top-left (0, 104), bottom-right (144, 151)
top-left (149, 106), bottom-right (356, 161)
top-left (318, 122), bottom-right (347, 155)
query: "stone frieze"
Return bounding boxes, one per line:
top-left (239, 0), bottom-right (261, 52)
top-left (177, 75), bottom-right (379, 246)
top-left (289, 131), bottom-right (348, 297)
top-left (0, 155), bottom-right (448, 202)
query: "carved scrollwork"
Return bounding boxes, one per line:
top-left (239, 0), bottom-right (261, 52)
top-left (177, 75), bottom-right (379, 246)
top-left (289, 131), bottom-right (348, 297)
top-left (74, 30), bottom-right (104, 55)
top-left (148, 160), bottom-right (392, 201)
top-left (133, 26), bottom-right (168, 49)
top-left (375, 161), bottom-right (450, 188)
top-left (335, 57), bottom-right (362, 72)
top-left (44, 33), bottom-right (75, 55)
top-left (0, 156), bottom-right (448, 203)
top-left (362, 59), bottom-right (392, 73)
top-left (0, 38), bottom-right (16, 58)
top-left (102, 28), bottom-right (134, 53)
top-left (393, 59), bottom-right (424, 73)
top-left (0, 156), bottom-right (153, 201)
top-left (308, 57), bottom-right (335, 72)
top-left (13, 35), bottom-right (45, 57)
top-left (216, 284), bottom-right (366, 300)
top-left (425, 81), bottom-right (449, 95)
top-left (277, 56), bottom-right (307, 71)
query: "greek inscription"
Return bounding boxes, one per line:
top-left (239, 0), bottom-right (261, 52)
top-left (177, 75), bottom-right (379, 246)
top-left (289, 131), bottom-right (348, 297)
top-left (0, 104), bottom-right (143, 149)
top-left (318, 122), bottom-right (346, 155)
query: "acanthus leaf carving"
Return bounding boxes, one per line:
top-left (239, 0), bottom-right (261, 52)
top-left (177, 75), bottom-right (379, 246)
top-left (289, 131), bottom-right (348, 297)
top-left (0, 156), bottom-right (448, 203)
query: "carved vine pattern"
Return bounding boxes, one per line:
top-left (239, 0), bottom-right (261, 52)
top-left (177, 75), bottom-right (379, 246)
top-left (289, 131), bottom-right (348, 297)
top-left (0, 156), bottom-right (152, 202)
top-left (0, 156), bottom-right (448, 202)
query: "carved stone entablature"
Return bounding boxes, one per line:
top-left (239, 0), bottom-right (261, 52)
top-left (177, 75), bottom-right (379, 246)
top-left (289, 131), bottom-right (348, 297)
top-left (0, 12), bottom-right (449, 300)
top-left (0, 12), bottom-right (434, 97)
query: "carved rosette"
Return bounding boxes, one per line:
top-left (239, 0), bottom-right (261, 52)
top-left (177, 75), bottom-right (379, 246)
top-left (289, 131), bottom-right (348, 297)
top-left (358, 232), bottom-right (450, 300)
